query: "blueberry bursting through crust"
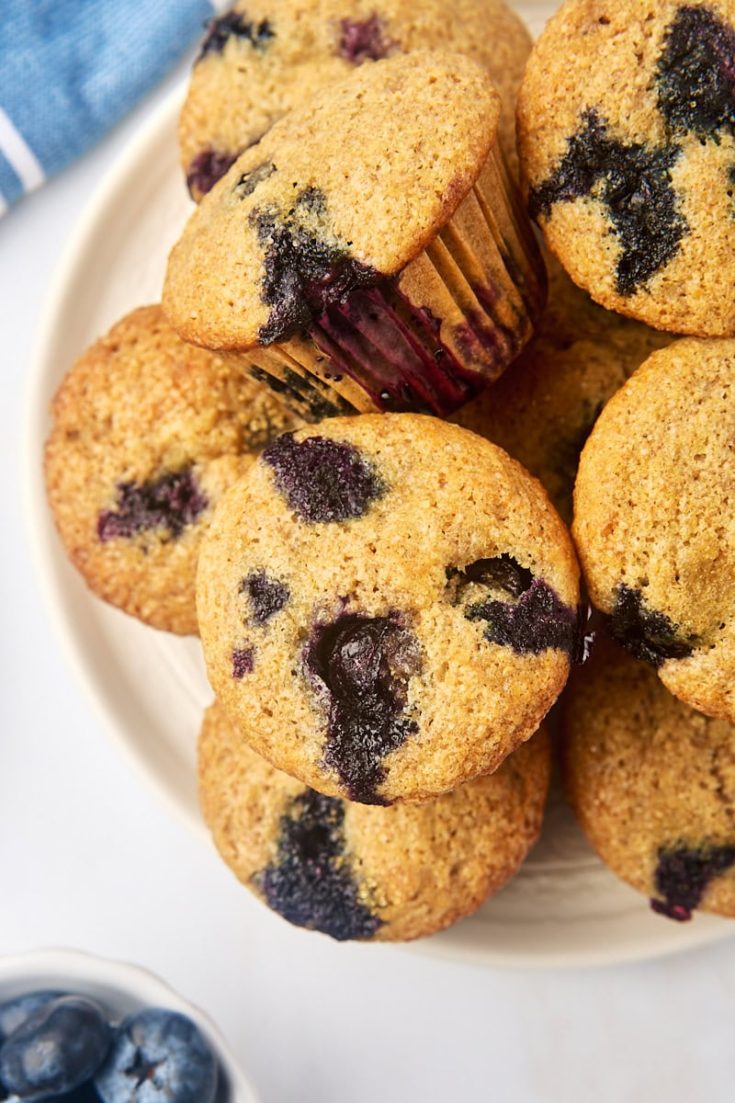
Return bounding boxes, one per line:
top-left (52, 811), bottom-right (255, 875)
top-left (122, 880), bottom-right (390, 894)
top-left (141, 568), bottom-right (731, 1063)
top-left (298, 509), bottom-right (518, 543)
top-left (258, 789), bottom-right (382, 940)
top-left (97, 466), bottom-right (208, 542)
top-left (447, 555), bottom-right (581, 656)
top-left (652, 844), bottom-right (735, 921)
top-left (305, 614), bottom-right (422, 805)
top-left (261, 433), bottom-right (385, 523)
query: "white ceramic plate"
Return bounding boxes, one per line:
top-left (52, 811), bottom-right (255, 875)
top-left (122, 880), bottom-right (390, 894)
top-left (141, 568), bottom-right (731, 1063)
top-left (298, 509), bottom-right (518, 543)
top-left (0, 948), bottom-right (259, 1101)
top-left (26, 1), bottom-right (735, 969)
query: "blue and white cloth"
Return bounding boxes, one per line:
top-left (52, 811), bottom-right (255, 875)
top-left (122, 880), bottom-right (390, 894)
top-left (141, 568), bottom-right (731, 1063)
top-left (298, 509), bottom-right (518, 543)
top-left (0, 0), bottom-right (227, 214)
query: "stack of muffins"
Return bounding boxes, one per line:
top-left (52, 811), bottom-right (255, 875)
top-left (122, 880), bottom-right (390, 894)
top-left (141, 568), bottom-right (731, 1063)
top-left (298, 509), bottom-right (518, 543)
top-left (44, 0), bottom-right (735, 940)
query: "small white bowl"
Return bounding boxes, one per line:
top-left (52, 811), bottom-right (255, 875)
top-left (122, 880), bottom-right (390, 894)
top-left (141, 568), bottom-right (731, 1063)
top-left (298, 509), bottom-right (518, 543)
top-left (0, 949), bottom-right (259, 1102)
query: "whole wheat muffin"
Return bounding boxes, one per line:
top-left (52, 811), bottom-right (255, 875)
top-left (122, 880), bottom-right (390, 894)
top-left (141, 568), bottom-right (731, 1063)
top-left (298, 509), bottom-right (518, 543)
top-left (563, 638), bottom-right (735, 921)
top-left (166, 52), bottom-right (545, 417)
top-left (180, 0), bottom-right (532, 199)
top-left (196, 414), bottom-right (580, 804)
top-left (455, 259), bottom-right (670, 523)
top-left (44, 305), bottom-right (299, 634)
top-left (574, 338), bottom-right (735, 722)
top-left (199, 700), bottom-right (551, 941)
top-left (518, 0), bottom-right (735, 336)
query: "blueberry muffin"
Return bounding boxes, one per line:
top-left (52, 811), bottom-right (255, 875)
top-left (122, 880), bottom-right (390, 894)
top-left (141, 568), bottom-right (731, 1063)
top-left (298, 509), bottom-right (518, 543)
top-left (165, 52), bottom-right (545, 417)
top-left (574, 338), bottom-right (735, 722)
top-left (199, 700), bottom-right (551, 941)
top-left (455, 260), bottom-right (671, 523)
top-left (518, 0), bottom-right (735, 336)
top-left (563, 638), bottom-right (735, 921)
top-left (44, 305), bottom-right (300, 635)
top-left (180, 0), bottom-right (532, 199)
top-left (196, 414), bottom-right (580, 804)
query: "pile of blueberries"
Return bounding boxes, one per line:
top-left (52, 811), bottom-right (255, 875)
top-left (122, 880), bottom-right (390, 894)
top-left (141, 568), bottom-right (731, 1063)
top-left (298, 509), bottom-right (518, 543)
top-left (0, 990), bottom-right (220, 1102)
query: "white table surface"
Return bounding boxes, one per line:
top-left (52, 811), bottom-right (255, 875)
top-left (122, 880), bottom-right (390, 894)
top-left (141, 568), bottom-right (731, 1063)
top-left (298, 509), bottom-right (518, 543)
top-left (2, 55), bottom-right (735, 1103)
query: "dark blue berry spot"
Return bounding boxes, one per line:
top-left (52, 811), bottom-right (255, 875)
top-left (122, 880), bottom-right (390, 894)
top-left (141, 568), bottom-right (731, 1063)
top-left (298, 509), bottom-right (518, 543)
top-left (610, 584), bottom-right (695, 668)
top-left (651, 843), bottom-right (735, 921)
top-left (186, 148), bottom-right (239, 197)
top-left (232, 646), bottom-right (254, 679)
top-left (259, 789), bottom-right (381, 940)
top-left (250, 187), bottom-right (379, 343)
top-left (262, 433), bottom-right (384, 523)
top-left (241, 570), bottom-right (290, 624)
top-left (448, 557), bottom-right (579, 655)
top-left (306, 614), bottom-right (421, 804)
top-left (97, 467), bottom-right (208, 543)
top-left (467, 579), bottom-right (580, 655)
top-left (198, 11), bottom-right (274, 60)
top-left (529, 109), bottom-right (686, 296)
top-left (339, 15), bottom-right (392, 64)
top-left (657, 6), bottom-right (735, 138)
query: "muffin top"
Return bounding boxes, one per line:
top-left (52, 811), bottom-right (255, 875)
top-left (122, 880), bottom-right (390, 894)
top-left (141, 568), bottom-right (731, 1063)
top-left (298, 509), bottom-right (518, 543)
top-left (196, 413), bottom-right (580, 804)
top-left (573, 338), bottom-right (735, 721)
top-left (518, 0), bottom-right (735, 336)
top-left (563, 638), bottom-right (735, 921)
top-left (199, 700), bottom-right (551, 941)
top-left (180, 0), bottom-right (530, 199)
top-left (455, 259), bottom-right (671, 523)
top-left (44, 305), bottom-right (299, 635)
top-left (164, 51), bottom-right (500, 350)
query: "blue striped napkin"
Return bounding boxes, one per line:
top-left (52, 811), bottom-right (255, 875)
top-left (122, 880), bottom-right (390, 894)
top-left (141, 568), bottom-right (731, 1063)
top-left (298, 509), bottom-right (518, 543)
top-left (0, 0), bottom-right (224, 215)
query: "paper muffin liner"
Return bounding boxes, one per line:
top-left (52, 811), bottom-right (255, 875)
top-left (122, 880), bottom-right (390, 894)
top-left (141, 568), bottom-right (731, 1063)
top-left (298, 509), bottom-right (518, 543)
top-left (241, 144), bottom-right (546, 418)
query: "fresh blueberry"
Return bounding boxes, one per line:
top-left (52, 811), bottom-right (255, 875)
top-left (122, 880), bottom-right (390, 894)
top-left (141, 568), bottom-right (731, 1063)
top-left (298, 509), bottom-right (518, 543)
top-left (94, 1009), bottom-right (217, 1103)
top-left (0, 990), bottom-right (64, 1042)
top-left (338, 15), bottom-right (392, 63)
top-left (259, 789), bottom-right (382, 940)
top-left (197, 12), bottom-right (274, 60)
top-left (186, 149), bottom-right (239, 198)
top-left (306, 614), bottom-right (421, 803)
top-left (609, 584), bottom-right (695, 667)
top-left (250, 186), bottom-right (379, 343)
top-left (97, 467), bottom-right (208, 543)
top-left (0, 996), bottom-right (111, 1101)
top-left (529, 108), bottom-right (686, 295)
top-left (262, 433), bottom-right (384, 523)
top-left (651, 844), bottom-right (735, 921)
top-left (657, 6), bottom-right (735, 138)
top-left (240, 571), bottom-right (289, 624)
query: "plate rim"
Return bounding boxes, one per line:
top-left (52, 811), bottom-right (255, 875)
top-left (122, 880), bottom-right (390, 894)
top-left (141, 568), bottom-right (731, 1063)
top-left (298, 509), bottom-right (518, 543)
top-left (23, 82), bottom-right (735, 972)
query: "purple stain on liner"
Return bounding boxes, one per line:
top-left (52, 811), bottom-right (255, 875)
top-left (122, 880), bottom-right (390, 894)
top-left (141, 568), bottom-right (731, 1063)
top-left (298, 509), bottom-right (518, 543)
top-left (232, 647), bottom-right (254, 679)
top-left (262, 433), bottom-right (384, 523)
top-left (310, 283), bottom-right (488, 415)
top-left (651, 844), bottom-right (735, 921)
top-left (338, 15), bottom-right (393, 64)
top-left (97, 467), bottom-right (207, 542)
